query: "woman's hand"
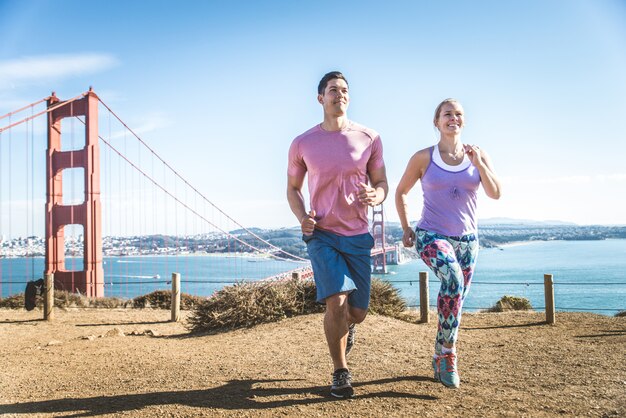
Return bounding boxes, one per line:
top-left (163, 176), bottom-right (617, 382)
top-left (402, 228), bottom-right (416, 248)
top-left (464, 144), bottom-right (502, 200)
top-left (463, 144), bottom-right (484, 167)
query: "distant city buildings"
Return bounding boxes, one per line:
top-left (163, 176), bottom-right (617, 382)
top-left (2, 224), bottom-right (626, 259)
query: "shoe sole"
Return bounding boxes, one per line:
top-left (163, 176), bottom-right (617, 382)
top-left (330, 390), bottom-right (355, 399)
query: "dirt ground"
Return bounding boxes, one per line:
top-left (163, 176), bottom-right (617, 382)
top-left (0, 308), bottom-right (624, 417)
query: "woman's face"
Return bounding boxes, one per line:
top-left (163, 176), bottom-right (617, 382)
top-left (435, 102), bottom-right (464, 134)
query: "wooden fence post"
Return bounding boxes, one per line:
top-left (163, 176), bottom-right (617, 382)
top-left (419, 271), bottom-right (429, 323)
top-left (44, 273), bottom-right (54, 321)
top-left (544, 273), bottom-right (555, 324)
top-left (171, 272), bottom-right (181, 322)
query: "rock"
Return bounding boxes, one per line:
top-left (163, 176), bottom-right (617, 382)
top-left (47, 340), bottom-right (62, 346)
top-left (145, 329), bottom-right (160, 337)
top-left (104, 328), bottom-right (125, 337)
top-left (81, 335), bottom-right (96, 341)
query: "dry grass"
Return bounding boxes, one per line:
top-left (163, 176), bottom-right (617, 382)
top-left (132, 290), bottom-right (205, 309)
top-left (0, 289), bottom-right (133, 309)
top-left (0, 289), bottom-right (202, 310)
top-left (0, 294), bottom-right (24, 309)
top-left (369, 278), bottom-right (407, 316)
top-left (484, 295), bottom-right (533, 312)
top-left (186, 277), bottom-right (411, 333)
top-left (186, 278), bottom-right (324, 333)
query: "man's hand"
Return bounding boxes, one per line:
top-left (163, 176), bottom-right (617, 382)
top-left (358, 182), bottom-right (379, 207)
top-left (301, 210), bottom-right (316, 236)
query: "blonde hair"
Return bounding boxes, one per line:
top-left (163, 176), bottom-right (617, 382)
top-left (433, 98), bottom-right (461, 127)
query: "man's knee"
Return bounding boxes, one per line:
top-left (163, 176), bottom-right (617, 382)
top-left (325, 293), bottom-right (350, 317)
top-left (349, 306), bottom-right (368, 324)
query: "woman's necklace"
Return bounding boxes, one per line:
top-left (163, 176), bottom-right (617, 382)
top-left (443, 145), bottom-right (464, 161)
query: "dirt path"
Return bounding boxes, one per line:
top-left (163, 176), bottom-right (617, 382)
top-left (1, 308), bottom-right (624, 417)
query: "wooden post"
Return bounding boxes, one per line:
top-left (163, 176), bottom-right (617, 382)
top-left (44, 273), bottom-right (54, 321)
top-left (544, 273), bottom-right (555, 324)
top-left (171, 272), bottom-right (181, 322)
top-left (419, 271), bottom-right (429, 323)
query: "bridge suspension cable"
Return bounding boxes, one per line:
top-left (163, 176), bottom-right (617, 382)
top-left (1, 90), bottom-right (309, 301)
top-left (95, 97), bottom-right (308, 263)
top-left (0, 93), bottom-right (86, 134)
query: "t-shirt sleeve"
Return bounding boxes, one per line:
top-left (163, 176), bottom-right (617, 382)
top-left (367, 135), bottom-right (385, 172)
top-left (287, 137), bottom-right (307, 178)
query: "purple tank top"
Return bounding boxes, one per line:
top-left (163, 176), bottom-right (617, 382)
top-left (416, 146), bottom-right (481, 236)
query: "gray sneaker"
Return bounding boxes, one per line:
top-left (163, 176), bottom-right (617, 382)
top-left (345, 323), bottom-right (356, 356)
top-left (330, 368), bottom-right (354, 399)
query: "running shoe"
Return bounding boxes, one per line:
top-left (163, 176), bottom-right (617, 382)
top-left (432, 356), bottom-right (440, 381)
top-left (345, 323), bottom-right (356, 356)
top-left (436, 352), bottom-right (460, 388)
top-left (330, 368), bottom-right (354, 399)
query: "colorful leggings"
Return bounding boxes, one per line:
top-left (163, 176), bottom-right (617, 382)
top-left (414, 228), bottom-right (479, 355)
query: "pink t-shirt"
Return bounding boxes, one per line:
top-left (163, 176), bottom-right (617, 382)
top-left (288, 121), bottom-right (385, 236)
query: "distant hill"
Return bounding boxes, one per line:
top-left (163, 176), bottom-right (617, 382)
top-left (478, 217), bottom-right (578, 227)
top-left (244, 221), bottom-right (626, 253)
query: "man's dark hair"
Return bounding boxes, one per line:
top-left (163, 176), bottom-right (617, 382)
top-left (317, 71), bottom-right (348, 95)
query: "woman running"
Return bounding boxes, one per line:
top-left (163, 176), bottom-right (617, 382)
top-left (395, 98), bottom-right (501, 388)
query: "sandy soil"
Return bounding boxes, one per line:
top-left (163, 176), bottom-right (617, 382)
top-left (0, 308), bottom-right (624, 417)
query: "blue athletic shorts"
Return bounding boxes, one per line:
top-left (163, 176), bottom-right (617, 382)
top-left (303, 229), bottom-right (375, 310)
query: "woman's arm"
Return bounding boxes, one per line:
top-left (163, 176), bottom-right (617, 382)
top-left (395, 149), bottom-right (430, 247)
top-left (464, 145), bottom-right (502, 200)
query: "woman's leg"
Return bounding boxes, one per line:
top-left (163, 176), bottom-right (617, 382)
top-left (415, 230), bottom-right (465, 355)
top-left (449, 234), bottom-right (479, 338)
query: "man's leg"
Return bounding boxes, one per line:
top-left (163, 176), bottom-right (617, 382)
top-left (324, 292), bottom-right (351, 371)
top-left (324, 292), bottom-right (357, 398)
top-left (345, 306), bottom-right (366, 356)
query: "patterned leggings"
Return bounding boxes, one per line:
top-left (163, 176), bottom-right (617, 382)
top-left (414, 228), bottom-right (479, 355)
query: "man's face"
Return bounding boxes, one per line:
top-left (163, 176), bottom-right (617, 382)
top-left (318, 78), bottom-right (349, 116)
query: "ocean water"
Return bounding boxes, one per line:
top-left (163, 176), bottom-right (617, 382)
top-left (2, 240), bottom-right (625, 316)
top-left (0, 255), bottom-right (303, 301)
top-left (386, 239), bottom-right (626, 316)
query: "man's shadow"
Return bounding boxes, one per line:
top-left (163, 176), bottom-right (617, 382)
top-left (0, 375), bottom-right (437, 417)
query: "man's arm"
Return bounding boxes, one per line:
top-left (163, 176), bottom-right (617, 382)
top-left (359, 165), bottom-right (388, 207)
top-left (287, 173), bottom-right (316, 235)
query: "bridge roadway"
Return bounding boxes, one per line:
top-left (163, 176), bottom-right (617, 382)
top-left (370, 246), bottom-right (397, 256)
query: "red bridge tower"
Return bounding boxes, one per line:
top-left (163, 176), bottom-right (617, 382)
top-left (44, 89), bottom-right (104, 297)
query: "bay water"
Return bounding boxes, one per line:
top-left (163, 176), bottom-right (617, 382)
top-left (388, 239), bottom-right (626, 316)
top-left (2, 240), bottom-right (624, 316)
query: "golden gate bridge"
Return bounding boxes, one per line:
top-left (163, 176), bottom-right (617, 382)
top-left (0, 89), bottom-right (399, 299)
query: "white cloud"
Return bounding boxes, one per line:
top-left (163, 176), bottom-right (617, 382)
top-left (104, 113), bottom-right (172, 142)
top-left (0, 53), bottom-right (119, 89)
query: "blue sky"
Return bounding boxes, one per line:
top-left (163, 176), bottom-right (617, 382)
top-left (1, 0), bottom-right (626, 233)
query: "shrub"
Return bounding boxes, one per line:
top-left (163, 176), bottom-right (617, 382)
top-left (186, 277), bottom-right (409, 333)
top-left (133, 290), bottom-right (204, 309)
top-left (485, 295), bottom-right (533, 312)
top-left (186, 278), bottom-right (323, 333)
top-left (0, 294), bottom-right (25, 309)
top-left (369, 279), bottom-right (407, 317)
top-left (616, 311), bottom-right (626, 318)
top-left (0, 290), bottom-right (132, 309)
